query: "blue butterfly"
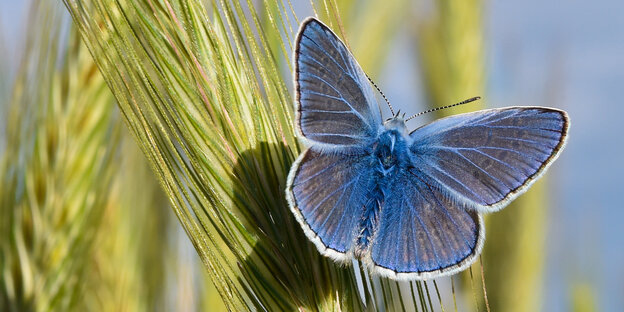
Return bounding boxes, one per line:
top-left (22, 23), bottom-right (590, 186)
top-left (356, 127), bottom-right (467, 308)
top-left (286, 17), bottom-right (569, 280)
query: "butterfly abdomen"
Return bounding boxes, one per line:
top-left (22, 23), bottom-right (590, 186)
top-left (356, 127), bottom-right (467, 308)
top-left (354, 189), bottom-right (382, 257)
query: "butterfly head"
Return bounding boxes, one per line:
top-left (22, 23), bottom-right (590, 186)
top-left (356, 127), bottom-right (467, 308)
top-left (383, 110), bottom-right (409, 136)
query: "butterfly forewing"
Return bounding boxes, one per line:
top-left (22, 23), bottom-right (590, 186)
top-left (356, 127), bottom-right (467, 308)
top-left (295, 18), bottom-right (381, 148)
top-left (410, 107), bottom-right (569, 211)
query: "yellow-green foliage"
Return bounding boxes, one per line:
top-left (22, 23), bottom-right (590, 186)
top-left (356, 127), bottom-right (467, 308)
top-left (418, 0), bottom-right (485, 116)
top-left (0, 2), bottom-right (180, 311)
top-left (0, 4), bottom-right (118, 310)
top-left (79, 136), bottom-right (172, 311)
top-left (316, 0), bottom-right (411, 75)
top-left (572, 283), bottom-right (597, 312)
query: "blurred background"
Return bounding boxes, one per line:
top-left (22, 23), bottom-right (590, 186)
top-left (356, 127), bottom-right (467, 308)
top-left (1, 0), bottom-right (622, 311)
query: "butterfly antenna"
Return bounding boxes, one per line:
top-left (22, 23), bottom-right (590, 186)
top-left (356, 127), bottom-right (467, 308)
top-left (405, 96), bottom-right (481, 122)
top-left (366, 73), bottom-right (395, 115)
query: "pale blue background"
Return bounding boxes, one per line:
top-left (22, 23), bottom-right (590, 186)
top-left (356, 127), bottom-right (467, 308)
top-left (2, 1), bottom-right (622, 310)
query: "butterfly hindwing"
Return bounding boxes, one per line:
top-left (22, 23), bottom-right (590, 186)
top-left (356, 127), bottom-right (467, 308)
top-left (368, 169), bottom-right (484, 280)
top-left (410, 107), bottom-right (569, 211)
top-left (286, 148), bottom-right (376, 260)
top-left (294, 18), bottom-right (382, 148)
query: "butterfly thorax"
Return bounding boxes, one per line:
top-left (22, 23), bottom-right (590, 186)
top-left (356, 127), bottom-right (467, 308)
top-left (372, 118), bottom-right (411, 176)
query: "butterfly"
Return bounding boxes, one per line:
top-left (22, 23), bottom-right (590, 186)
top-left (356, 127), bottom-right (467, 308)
top-left (285, 17), bottom-right (569, 280)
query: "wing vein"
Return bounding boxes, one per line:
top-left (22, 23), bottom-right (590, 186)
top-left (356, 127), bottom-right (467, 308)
top-left (316, 178), bottom-right (353, 235)
top-left (293, 160), bottom-right (345, 186)
top-left (419, 159), bottom-right (489, 203)
top-left (328, 174), bottom-right (363, 248)
top-left (405, 184), bottom-right (443, 270)
top-left (409, 170), bottom-right (473, 248)
top-left (303, 90), bottom-right (369, 125)
top-left (301, 34), bottom-right (351, 78)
